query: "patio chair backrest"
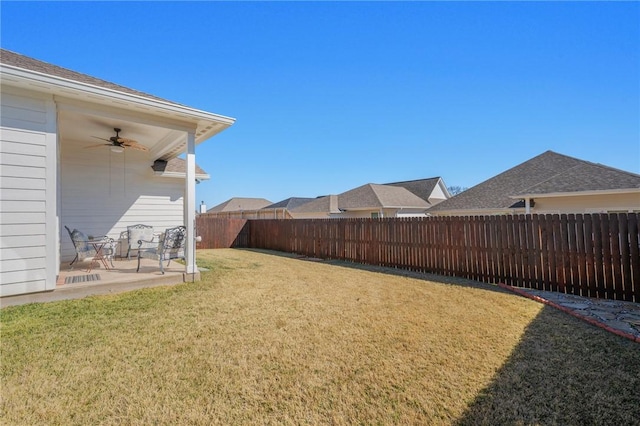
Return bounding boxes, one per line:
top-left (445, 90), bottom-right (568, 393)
top-left (126, 224), bottom-right (155, 258)
top-left (161, 226), bottom-right (186, 260)
top-left (136, 225), bottom-right (186, 274)
top-left (65, 226), bottom-right (95, 259)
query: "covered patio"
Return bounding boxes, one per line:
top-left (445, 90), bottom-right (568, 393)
top-left (2, 257), bottom-right (195, 307)
top-left (1, 49), bottom-right (235, 298)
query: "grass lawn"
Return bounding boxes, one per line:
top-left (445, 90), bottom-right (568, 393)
top-left (2, 249), bottom-right (639, 425)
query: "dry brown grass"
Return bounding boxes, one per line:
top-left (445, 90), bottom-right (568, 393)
top-left (2, 249), bottom-right (639, 425)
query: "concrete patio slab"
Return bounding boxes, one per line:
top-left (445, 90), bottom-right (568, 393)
top-left (1, 258), bottom-right (196, 308)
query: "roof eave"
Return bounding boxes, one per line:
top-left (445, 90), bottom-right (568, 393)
top-left (1, 64), bottom-right (236, 141)
top-left (510, 188), bottom-right (640, 199)
top-left (154, 171), bottom-right (211, 181)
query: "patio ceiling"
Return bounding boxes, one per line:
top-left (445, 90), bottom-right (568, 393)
top-left (58, 108), bottom-right (187, 161)
top-left (1, 49), bottom-right (235, 160)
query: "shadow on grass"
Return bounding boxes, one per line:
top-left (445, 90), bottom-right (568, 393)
top-left (454, 306), bottom-right (640, 426)
top-left (239, 249), bottom-right (640, 424)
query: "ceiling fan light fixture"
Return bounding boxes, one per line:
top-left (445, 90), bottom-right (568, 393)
top-left (111, 145), bottom-right (124, 153)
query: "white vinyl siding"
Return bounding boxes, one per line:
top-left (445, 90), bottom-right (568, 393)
top-left (59, 137), bottom-right (184, 262)
top-left (0, 88), bottom-right (57, 296)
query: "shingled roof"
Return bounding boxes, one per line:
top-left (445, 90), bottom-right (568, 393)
top-left (339, 184), bottom-right (430, 210)
top-left (427, 150), bottom-right (640, 213)
top-left (151, 158), bottom-right (209, 179)
top-left (290, 184), bottom-right (430, 215)
top-left (514, 161), bottom-right (640, 195)
top-left (1, 48), bottom-right (179, 106)
top-left (264, 197), bottom-right (315, 210)
top-left (290, 195), bottom-right (340, 214)
top-left (0, 49), bottom-right (185, 106)
top-left (208, 197), bottom-right (273, 213)
top-left (385, 177), bottom-right (444, 201)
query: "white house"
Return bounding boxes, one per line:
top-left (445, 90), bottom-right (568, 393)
top-left (0, 49), bottom-right (235, 297)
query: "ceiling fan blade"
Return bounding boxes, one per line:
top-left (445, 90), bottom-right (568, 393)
top-left (116, 137), bottom-right (138, 144)
top-left (91, 136), bottom-right (112, 143)
top-left (89, 129), bottom-right (147, 151)
top-left (84, 143), bottom-right (110, 149)
top-left (122, 141), bottom-right (149, 152)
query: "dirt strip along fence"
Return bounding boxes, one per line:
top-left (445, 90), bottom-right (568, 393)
top-left (197, 214), bottom-right (640, 303)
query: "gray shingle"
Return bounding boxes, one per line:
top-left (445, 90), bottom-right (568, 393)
top-left (290, 195), bottom-right (339, 214)
top-left (1, 48), bottom-right (181, 106)
top-left (385, 177), bottom-right (441, 202)
top-left (208, 198), bottom-right (273, 213)
top-left (516, 162), bottom-right (640, 195)
top-left (264, 197), bottom-right (315, 210)
top-left (340, 184), bottom-right (430, 210)
top-left (427, 150), bottom-right (640, 213)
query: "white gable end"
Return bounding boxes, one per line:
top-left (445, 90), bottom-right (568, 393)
top-left (428, 180), bottom-right (449, 204)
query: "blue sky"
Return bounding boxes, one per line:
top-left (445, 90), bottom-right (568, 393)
top-left (2, 1), bottom-right (639, 208)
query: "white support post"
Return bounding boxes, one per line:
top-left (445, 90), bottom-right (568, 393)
top-left (525, 198), bottom-right (531, 215)
top-left (185, 131), bottom-right (198, 275)
top-left (48, 98), bottom-right (59, 290)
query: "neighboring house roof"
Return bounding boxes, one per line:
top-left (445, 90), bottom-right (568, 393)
top-left (513, 161), bottom-right (640, 196)
top-left (385, 177), bottom-right (445, 201)
top-left (151, 158), bottom-right (210, 181)
top-left (426, 150), bottom-right (640, 213)
top-left (290, 195), bottom-right (340, 214)
top-left (264, 197), bottom-right (315, 210)
top-left (339, 184), bottom-right (430, 210)
top-left (208, 197), bottom-right (273, 213)
top-left (290, 184), bottom-right (430, 215)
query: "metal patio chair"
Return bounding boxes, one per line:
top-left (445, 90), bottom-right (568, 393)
top-left (126, 224), bottom-right (155, 260)
top-left (65, 226), bottom-right (116, 269)
top-left (136, 226), bottom-right (186, 274)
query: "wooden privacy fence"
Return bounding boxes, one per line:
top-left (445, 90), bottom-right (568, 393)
top-left (196, 217), bottom-right (249, 249)
top-left (245, 214), bottom-right (640, 302)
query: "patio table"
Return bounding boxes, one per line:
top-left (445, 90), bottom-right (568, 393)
top-left (84, 238), bottom-right (116, 273)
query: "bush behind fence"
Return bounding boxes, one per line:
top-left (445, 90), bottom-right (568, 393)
top-left (197, 214), bottom-right (640, 302)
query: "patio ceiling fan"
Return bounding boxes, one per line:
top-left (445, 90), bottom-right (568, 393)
top-left (86, 128), bottom-right (149, 153)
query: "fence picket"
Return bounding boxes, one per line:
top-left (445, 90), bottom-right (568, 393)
top-left (610, 214), bottom-right (622, 300)
top-left (601, 216), bottom-right (613, 299)
top-left (628, 214), bottom-right (640, 301)
top-left (197, 214), bottom-right (639, 302)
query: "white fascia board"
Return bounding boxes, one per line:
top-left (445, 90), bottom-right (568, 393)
top-left (510, 188), bottom-right (640, 199)
top-left (154, 171), bottom-right (211, 181)
top-left (437, 178), bottom-right (453, 198)
top-left (1, 65), bottom-right (235, 140)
